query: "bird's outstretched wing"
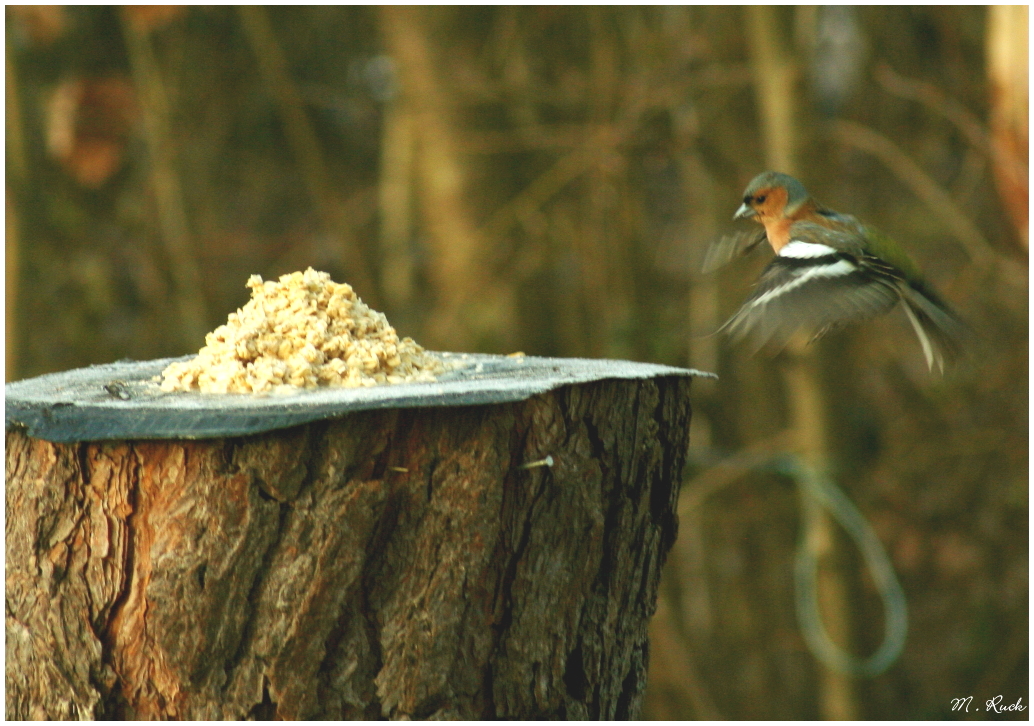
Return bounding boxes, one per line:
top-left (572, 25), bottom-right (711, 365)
top-left (719, 223), bottom-right (902, 352)
top-left (700, 227), bottom-right (768, 273)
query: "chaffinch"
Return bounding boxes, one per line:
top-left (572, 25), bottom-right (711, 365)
top-left (708, 171), bottom-right (964, 371)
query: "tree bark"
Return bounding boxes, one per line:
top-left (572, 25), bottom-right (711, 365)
top-left (6, 375), bottom-right (691, 720)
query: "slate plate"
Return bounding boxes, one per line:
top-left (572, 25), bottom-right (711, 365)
top-left (5, 354), bottom-right (715, 443)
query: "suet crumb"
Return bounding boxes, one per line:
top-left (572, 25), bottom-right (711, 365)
top-left (161, 268), bottom-right (447, 394)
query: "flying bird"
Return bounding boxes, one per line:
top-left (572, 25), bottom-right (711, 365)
top-left (709, 171), bottom-right (965, 371)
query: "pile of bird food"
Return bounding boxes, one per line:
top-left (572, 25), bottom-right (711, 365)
top-left (160, 268), bottom-right (447, 394)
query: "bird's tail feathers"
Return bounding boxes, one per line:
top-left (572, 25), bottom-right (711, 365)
top-left (899, 284), bottom-right (966, 373)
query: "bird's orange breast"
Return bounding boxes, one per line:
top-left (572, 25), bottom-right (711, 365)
top-left (762, 217), bottom-right (794, 252)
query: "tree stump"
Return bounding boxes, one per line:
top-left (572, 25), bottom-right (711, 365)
top-left (5, 354), bottom-right (706, 720)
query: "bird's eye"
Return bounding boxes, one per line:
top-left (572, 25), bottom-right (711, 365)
top-left (755, 194), bottom-right (767, 204)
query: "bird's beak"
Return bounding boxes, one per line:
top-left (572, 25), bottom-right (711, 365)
top-left (733, 202), bottom-right (756, 221)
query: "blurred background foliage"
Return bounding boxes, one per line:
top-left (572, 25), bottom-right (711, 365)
top-left (5, 5), bottom-right (1027, 720)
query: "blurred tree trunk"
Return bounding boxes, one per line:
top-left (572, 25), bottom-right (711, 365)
top-left (579, 8), bottom-right (622, 358)
top-left (378, 90), bottom-right (417, 321)
top-left (120, 9), bottom-right (209, 348)
top-left (745, 6), bottom-right (859, 720)
top-left (6, 43), bottom-right (25, 382)
top-left (239, 6), bottom-right (378, 302)
top-left (5, 193), bottom-right (19, 382)
top-left (745, 7), bottom-right (796, 173)
top-left (5, 378), bottom-right (691, 719)
top-left (379, 7), bottom-right (512, 350)
top-left (985, 5), bottom-right (1029, 249)
top-left (683, 156), bottom-right (720, 378)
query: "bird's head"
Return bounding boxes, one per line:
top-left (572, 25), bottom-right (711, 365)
top-left (733, 171), bottom-right (811, 223)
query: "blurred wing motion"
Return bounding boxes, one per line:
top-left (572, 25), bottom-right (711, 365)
top-left (700, 227), bottom-right (768, 273)
top-left (719, 222), bottom-right (965, 371)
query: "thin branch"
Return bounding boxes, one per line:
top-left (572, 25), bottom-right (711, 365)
top-left (237, 6), bottom-right (333, 220)
top-left (678, 430), bottom-right (794, 514)
top-left (874, 63), bottom-right (1027, 192)
top-left (477, 137), bottom-right (606, 244)
top-left (833, 118), bottom-right (1024, 283)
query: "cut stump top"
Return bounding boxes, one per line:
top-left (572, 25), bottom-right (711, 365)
top-left (5, 353), bottom-right (714, 443)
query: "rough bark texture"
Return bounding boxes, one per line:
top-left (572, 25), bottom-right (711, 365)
top-left (6, 376), bottom-right (691, 720)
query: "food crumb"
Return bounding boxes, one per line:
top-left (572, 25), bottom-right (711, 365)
top-left (161, 268), bottom-right (447, 394)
